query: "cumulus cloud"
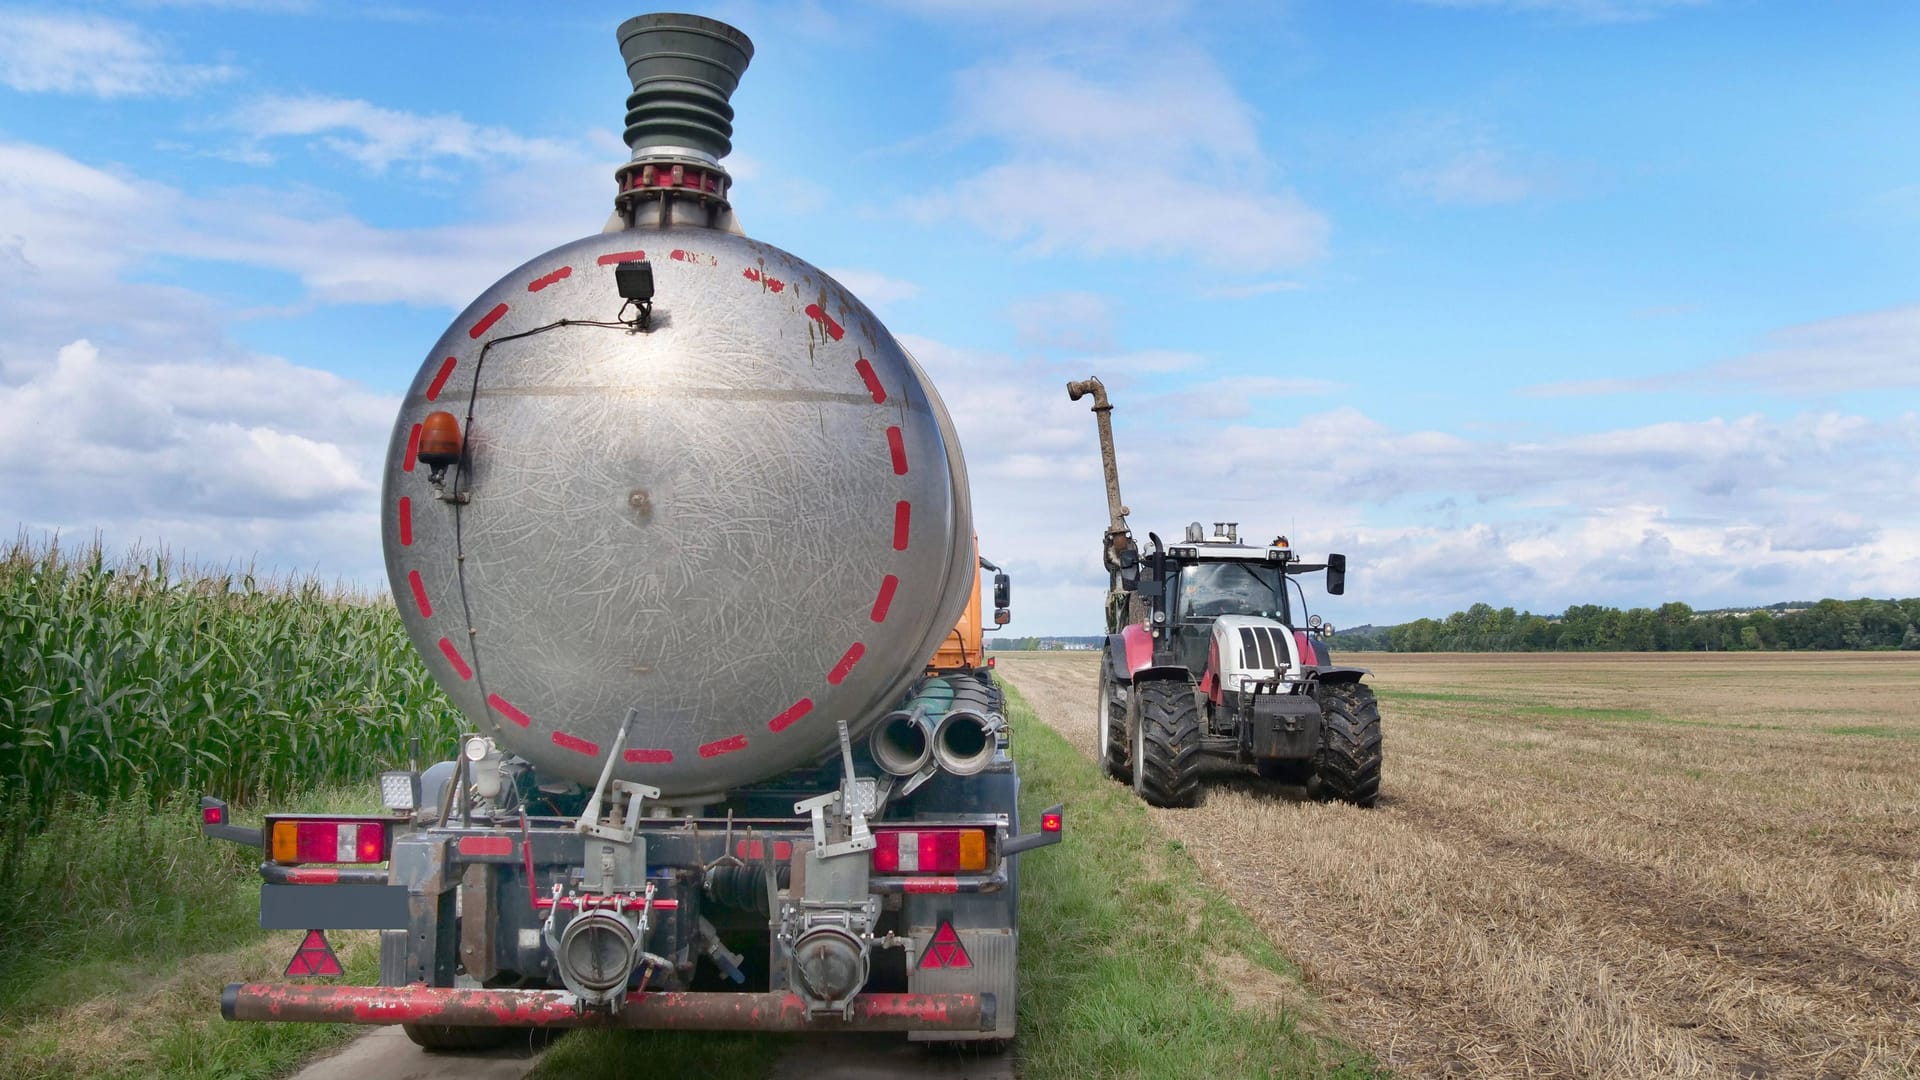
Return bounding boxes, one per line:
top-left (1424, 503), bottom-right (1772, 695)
top-left (902, 323), bottom-right (1920, 630)
top-left (899, 48), bottom-right (1328, 270)
top-left (0, 339), bottom-right (394, 577)
top-left (0, 9), bottom-right (236, 97)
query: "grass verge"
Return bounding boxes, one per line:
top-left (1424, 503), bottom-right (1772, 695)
top-left (1003, 679), bottom-right (1382, 1080)
top-left (0, 785), bottom-right (381, 1080)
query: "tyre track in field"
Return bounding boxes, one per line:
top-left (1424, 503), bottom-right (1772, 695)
top-left (997, 653), bottom-right (1920, 1080)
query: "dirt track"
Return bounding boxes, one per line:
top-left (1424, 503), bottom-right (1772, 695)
top-left (997, 651), bottom-right (1920, 1080)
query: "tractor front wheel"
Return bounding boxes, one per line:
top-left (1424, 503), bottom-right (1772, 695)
top-left (1130, 680), bottom-right (1202, 808)
top-left (1096, 660), bottom-right (1127, 781)
top-left (1312, 682), bottom-right (1383, 807)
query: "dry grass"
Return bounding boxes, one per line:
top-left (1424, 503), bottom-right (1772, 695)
top-left (995, 651), bottom-right (1920, 1080)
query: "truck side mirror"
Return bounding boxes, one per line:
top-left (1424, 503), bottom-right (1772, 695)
top-left (1326, 553), bottom-right (1347, 596)
top-left (994, 608), bottom-right (1011, 626)
top-left (993, 572), bottom-right (1011, 611)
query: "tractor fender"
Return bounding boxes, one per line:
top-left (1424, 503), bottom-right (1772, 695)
top-left (1315, 666), bottom-right (1372, 685)
top-left (1104, 625), bottom-right (1156, 681)
top-left (1129, 664), bottom-right (1193, 685)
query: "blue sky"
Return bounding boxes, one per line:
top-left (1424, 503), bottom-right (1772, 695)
top-left (2, 0), bottom-right (1915, 635)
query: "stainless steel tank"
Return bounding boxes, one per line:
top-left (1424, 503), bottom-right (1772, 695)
top-left (379, 13), bottom-right (973, 800)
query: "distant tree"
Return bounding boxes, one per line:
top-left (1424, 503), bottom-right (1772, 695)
top-left (1902, 624), bottom-right (1920, 651)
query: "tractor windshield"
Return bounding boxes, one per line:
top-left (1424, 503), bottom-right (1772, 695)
top-left (1176, 561), bottom-right (1290, 622)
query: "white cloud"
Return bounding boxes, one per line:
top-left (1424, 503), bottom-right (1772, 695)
top-left (0, 10), bottom-right (235, 97)
top-left (822, 268), bottom-right (920, 309)
top-left (1398, 145), bottom-right (1540, 205)
top-left (895, 324), bottom-right (1919, 631)
top-left (1408, 0), bottom-right (1709, 22)
top-left (1529, 303), bottom-right (1920, 397)
top-left (0, 340), bottom-right (393, 539)
top-left (0, 136), bottom-right (614, 324)
top-left (900, 49), bottom-right (1328, 270)
top-left (1010, 291), bottom-right (1114, 352)
top-left (227, 95), bottom-right (576, 173)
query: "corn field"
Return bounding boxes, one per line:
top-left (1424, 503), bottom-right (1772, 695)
top-left (0, 537), bottom-right (464, 826)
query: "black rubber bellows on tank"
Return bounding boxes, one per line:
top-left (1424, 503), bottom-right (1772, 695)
top-left (617, 12), bottom-right (754, 161)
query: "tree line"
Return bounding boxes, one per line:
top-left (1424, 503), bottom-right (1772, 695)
top-left (1335, 597), bottom-right (1920, 652)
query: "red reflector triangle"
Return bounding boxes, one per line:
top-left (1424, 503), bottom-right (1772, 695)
top-left (285, 929), bottom-right (343, 977)
top-left (919, 922), bottom-right (972, 970)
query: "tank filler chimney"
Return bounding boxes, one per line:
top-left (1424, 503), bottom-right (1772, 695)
top-left (610, 13), bottom-right (755, 231)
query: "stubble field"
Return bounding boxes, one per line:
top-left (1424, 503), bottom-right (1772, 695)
top-left (994, 650), bottom-right (1920, 1079)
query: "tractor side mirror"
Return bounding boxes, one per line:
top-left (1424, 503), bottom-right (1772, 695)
top-left (993, 608), bottom-right (1011, 626)
top-left (1118, 562), bottom-right (1140, 592)
top-left (1326, 553), bottom-right (1347, 596)
top-left (992, 572), bottom-right (1011, 611)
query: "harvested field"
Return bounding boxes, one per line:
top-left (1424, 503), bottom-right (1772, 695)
top-left (995, 651), bottom-right (1920, 1080)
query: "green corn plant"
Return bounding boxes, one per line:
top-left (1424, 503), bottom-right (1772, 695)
top-left (0, 535), bottom-right (466, 832)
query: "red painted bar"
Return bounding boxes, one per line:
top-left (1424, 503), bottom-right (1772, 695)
top-left (221, 985), bottom-right (994, 1032)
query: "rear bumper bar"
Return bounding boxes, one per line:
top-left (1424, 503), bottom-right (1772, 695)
top-left (221, 984), bottom-right (997, 1032)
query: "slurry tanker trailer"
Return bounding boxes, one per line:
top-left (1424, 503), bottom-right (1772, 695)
top-left (199, 12), bottom-right (1054, 1051)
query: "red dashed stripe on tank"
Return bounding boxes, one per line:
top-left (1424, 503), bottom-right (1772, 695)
top-left (425, 357), bottom-right (457, 401)
top-left (893, 502), bottom-right (911, 551)
top-left (397, 497), bottom-right (412, 546)
top-left (624, 748), bottom-right (673, 764)
top-left (699, 735), bottom-right (748, 758)
top-left (437, 637), bottom-right (472, 680)
top-left (768, 698), bottom-right (814, 733)
top-left (804, 304), bottom-right (844, 341)
top-left (828, 643), bottom-right (865, 686)
top-left (527, 266), bottom-right (572, 291)
top-left (487, 694), bottom-right (531, 728)
top-left (870, 575), bottom-right (898, 622)
top-left (855, 357), bottom-right (886, 403)
top-left (886, 427), bottom-right (908, 475)
top-left (552, 731), bottom-right (599, 756)
top-left (403, 424), bottom-right (421, 472)
top-left (597, 250), bottom-right (646, 265)
top-left (468, 303), bottom-right (508, 339)
top-left (407, 570), bottom-right (431, 618)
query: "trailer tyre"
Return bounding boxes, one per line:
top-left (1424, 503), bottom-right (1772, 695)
top-left (1096, 661), bottom-right (1127, 781)
top-left (1131, 680), bottom-right (1202, 808)
top-left (1312, 682), bottom-right (1382, 807)
top-left (402, 1023), bottom-right (520, 1051)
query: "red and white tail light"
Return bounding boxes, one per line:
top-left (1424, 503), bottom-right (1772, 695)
top-left (871, 827), bottom-right (989, 874)
top-left (268, 818), bottom-right (390, 864)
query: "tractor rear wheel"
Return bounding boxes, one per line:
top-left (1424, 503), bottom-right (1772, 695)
top-left (1131, 680), bottom-right (1202, 808)
top-left (1312, 682), bottom-right (1382, 807)
top-left (1096, 661), bottom-right (1127, 781)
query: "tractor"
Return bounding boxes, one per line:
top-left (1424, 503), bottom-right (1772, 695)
top-left (1066, 377), bottom-right (1383, 808)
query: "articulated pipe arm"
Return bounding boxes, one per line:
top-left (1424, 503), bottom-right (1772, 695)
top-left (1067, 375), bottom-right (1132, 561)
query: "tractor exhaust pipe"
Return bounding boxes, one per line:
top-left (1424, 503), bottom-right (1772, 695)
top-left (931, 709), bottom-right (997, 777)
top-left (871, 708), bottom-right (934, 777)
